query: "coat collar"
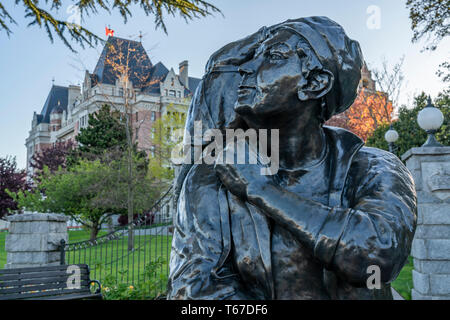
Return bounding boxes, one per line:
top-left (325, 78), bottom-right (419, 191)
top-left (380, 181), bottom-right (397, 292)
top-left (323, 126), bottom-right (364, 207)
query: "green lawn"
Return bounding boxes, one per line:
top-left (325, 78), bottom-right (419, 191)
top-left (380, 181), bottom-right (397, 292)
top-left (0, 232), bottom-right (6, 268)
top-left (392, 256), bottom-right (414, 300)
top-left (64, 229), bottom-right (172, 288)
top-left (0, 229), bottom-right (171, 287)
top-left (0, 229), bottom-right (413, 299)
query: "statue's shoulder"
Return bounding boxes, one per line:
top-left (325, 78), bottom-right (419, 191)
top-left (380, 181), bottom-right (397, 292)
top-left (354, 146), bottom-right (404, 167)
top-left (351, 146), bottom-right (412, 183)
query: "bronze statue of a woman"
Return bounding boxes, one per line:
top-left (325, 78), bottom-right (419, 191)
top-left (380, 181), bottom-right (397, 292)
top-left (168, 16), bottom-right (417, 300)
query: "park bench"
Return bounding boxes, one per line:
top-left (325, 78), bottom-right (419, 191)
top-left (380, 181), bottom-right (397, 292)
top-left (0, 264), bottom-right (102, 300)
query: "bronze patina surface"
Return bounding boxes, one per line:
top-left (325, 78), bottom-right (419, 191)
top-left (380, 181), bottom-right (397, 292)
top-left (168, 17), bottom-right (417, 300)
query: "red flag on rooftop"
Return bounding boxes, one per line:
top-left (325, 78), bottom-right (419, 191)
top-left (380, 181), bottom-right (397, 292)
top-left (105, 26), bottom-right (114, 37)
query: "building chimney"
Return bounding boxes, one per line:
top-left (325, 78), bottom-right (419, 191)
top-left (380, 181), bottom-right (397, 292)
top-left (68, 85), bottom-right (81, 107)
top-left (179, 60), bottom-right (189, 90)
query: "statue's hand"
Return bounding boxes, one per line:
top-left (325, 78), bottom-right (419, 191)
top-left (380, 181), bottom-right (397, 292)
top-left (214, 143), bottom-right (275, 201)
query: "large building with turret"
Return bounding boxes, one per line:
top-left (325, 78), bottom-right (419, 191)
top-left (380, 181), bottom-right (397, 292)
top-left (25, 36), bottom-right (200, 174)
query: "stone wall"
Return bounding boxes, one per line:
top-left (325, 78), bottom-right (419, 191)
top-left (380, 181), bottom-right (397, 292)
top-left (4, 212), bottom-right (68, 269)
top-left (402, 146), bottom-right (450, 300)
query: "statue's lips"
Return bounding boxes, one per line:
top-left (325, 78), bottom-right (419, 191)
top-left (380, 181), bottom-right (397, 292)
top-left (237, 88), bottom-right (254, 96)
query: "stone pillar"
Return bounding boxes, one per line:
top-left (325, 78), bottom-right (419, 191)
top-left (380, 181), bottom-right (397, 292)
top-left (402, 147), bottom-right (450, 300)
top-left (4, 212), bottom-right (68, 269)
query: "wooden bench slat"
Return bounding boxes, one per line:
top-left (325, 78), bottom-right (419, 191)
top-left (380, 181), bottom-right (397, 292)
top-left (0, 288), bottom-right (91, 300)
top-left (31, 292), bottom-right (102, 300)
top-left (0, 264), bottom-right (88, 274)
top-left (0, 269), bottom-right (89, 281)
top-left (0, 280), bottom-right (90, 294)
top-left (0, 274), bottom-right (90, 288)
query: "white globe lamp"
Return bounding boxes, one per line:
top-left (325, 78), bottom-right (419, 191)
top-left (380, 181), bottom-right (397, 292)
top-left (417, 96), bottom-right (444, 147)
top-left (384, 124), bottom-right (399, 153)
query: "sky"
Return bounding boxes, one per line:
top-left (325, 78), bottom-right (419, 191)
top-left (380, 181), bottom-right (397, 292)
top-left (0, 0), bottom-right (449, 169)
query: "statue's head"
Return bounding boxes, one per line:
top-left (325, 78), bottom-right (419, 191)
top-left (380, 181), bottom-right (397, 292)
top-left (234, 17), bottom-right (364, 126)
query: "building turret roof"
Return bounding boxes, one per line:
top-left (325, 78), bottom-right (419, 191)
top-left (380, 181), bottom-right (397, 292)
top-left (37, 85), bottom-right (68, 124)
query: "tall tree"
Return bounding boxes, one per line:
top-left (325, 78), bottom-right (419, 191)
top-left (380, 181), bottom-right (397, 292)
top-left (0, 0), bottom-right (221, 52)
top-left (97, 37), bottom-right (164, 250)
top-left (0, 156), bottom-right (30, 218)
top-left (326, 88), bottom-right (393, 141)
top-left (75, 104), bottom-right (127, 155)
top-left (149, 104), bottom-right (187, 181)
top-left (406, 0), bottom-right (450, 82)
top-left (406, 0), bottom-right (450, 51)
top-left (30, 140), bottom-right (75, 175)
top-left (326, 58), bottom-right (403, 141)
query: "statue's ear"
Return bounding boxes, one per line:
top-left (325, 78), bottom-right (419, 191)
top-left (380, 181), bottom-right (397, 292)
top-left (297, 69), bottom-right (334, 102)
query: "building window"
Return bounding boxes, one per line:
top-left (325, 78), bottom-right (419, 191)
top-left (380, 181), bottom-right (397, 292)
top-left (169, 90), bottom-right (176, 97)
top-left (165, 89), bottom-right (168, 96)
top-left (135, 112), bottom-right (138, 122)
top-left (119, 88), bottom-right (124, 97)
top-left (151, 111), bottom-right (156, 121)
top-left (178, 91), bottom-right (181, 97)
top-left (80, 115), bottom-right (88, 128)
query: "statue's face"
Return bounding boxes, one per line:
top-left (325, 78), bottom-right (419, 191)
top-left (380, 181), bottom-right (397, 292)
top-left (234, 30), bottom-right (306, 121)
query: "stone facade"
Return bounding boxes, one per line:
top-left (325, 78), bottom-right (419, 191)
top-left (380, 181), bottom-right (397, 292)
top-left (402, 146), bottom-right (450, 300)
top-left (4, 213), bottom-right (68, 269)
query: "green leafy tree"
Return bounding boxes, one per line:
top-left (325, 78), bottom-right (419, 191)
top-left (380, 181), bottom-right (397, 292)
top-left (406, 0), bottom-right (450, 82)
top-left (149, 104), bottom-right (187, 181)
top-left (0, 156), bottom-right (31, 218)
top-left (366, 92), bottom-right (449, 156)
top-left (12, 162), bottom-right (112, 241)
top-left (406, 0), bottom-right (449, 51)
top-left (12, 155), bottom-right (159, 241)
top-left (0, 0), bottom-right (221, 52)
top-left (76, 104), bottom-right (127, 156)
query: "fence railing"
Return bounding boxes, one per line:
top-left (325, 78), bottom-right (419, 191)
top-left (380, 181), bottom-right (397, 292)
top-left (60, 187), bottom-right (174, 299)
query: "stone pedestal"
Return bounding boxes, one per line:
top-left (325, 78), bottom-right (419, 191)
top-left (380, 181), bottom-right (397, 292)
top-left (402, 147), bottom-right (450, 300)
top-left (4, 213), bottom-right (68, 269)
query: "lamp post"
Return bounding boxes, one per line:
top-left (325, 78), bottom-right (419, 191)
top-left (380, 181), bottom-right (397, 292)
top-left (385, 124), bottom-right (399, 153)
top-left (417, 96), bottom-right (444, 147)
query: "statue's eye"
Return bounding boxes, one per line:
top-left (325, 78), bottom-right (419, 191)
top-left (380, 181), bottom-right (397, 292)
top-left (268, 50), bottom-right (286, 61)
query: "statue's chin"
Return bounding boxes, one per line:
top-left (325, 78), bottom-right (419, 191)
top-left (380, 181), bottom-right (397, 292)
top-left (233, 103), bottom-right (255, 116)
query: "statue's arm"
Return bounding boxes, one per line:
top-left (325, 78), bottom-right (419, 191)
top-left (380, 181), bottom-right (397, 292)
top-left (245, 152), bottom-right (417, 287)
top-left (168, 164), bottom-right (247, 300)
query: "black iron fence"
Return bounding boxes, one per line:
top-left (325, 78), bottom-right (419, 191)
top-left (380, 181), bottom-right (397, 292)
top-left (59, 188), bottom-right (174, 298)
